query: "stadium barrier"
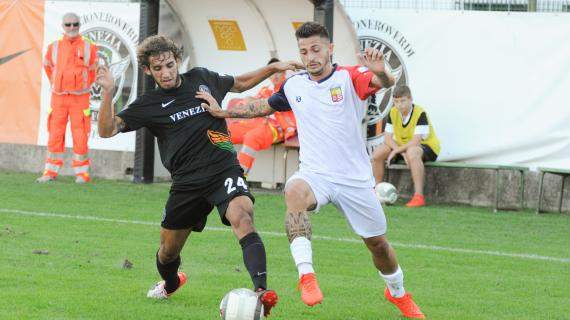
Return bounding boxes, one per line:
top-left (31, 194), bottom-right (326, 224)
top-left (537, 167), bottom-right (570, 213)
top-left (387, 162), bottom-right (528, 212)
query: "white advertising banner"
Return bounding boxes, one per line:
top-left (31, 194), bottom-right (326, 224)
top-left (348, 9), bottom-right (570, 170)
top-left (39, 1), bottom-right (140, 151)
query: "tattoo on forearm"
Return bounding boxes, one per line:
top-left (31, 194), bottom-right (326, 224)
top-left (228, 99), bottom-right (274, 118)
top-left (285, 211), bottom-right (312, 242)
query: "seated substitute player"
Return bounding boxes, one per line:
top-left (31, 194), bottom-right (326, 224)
top-left (198, 22), bottom-right (425, 319)
top-left (372, 85), bottom-right (440, 208)
top-left (95, 35), bottom-right (302, 316)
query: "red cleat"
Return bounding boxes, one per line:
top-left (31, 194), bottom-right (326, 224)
top-left (257, 289), bottom-right (279, 316)
top-left (384, 288), bottom-right (426, 319)
top-left (406, 194), bottom-right (426, 208)
top-left (297, 273), bottom-right (323, 306)
top-left (146, 272), bottom-right (187, 299)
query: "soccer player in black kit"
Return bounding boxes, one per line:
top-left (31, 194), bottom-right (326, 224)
top-left (96, 35), bottom-right (302, 316)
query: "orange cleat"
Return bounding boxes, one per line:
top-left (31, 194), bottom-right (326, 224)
top-left (257, 289), bottom-right (279, 316)
top-left (146, 272), bottom-right (187, 299)
top-left (406, 194), bottom-right (426, 208)
top-left (384, 288), bottom-right (425, 319)
top-left (168, 272), bottom-right (187, 297)
top-left (297, 273), bottom-right (323, 306)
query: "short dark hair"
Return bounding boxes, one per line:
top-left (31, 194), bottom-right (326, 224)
top-left (295, 22), bottom-right (330, 41)
top-left (137, 35), bottom-right (183, 68)
top-left (392, 85), bottom-right (412, 98)
top-left (267, 58), bottom-right (280, 65)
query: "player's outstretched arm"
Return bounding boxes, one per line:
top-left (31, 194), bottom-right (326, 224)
top-left (358, 47), bottom-right (395, 89)
top-left (197, 91), bottom-right (275, 119)
top-left (231, 60), bottom-right (303, 93)
top-left (96, 65), bottom-right (125, 138)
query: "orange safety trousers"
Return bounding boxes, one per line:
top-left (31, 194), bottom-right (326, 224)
top-left (228, 118), bottom-right (284, 174)
top-left (43, 93), bottom-right (91, 181)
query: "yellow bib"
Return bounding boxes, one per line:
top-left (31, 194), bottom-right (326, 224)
top-left (390, 104), bottom-right (440, 155)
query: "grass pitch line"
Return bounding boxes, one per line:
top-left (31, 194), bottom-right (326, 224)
top-left (2, 208), bottom-right (569, 264)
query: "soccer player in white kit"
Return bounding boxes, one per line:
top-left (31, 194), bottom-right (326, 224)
top-left (198, 22), bottom-right (425, 319)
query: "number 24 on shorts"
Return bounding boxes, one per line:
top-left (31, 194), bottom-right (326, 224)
top-left (224, 177), bottom-right (248, 194)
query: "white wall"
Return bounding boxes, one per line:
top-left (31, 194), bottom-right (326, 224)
top-left (349, 8), bottom-right (570, 170)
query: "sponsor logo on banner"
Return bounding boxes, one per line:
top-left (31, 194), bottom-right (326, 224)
top-left (353, 19), bottom-right (414, 156)
top-left (208, 20), bottom-right (246, 51)
top-left (81, 12), bottom-right (138, 130)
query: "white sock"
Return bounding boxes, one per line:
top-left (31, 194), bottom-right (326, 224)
top-left (379, 265), bottom-right (405, 298)
top-left (290, 237), bottom-right (315, 278)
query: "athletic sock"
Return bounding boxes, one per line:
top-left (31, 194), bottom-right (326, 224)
top-left (239, 232), bottom-right (267, 291)
top-left (379, 265), bottom-right (405, 298)
top-left (290, 236), bottom-right (315, 278)
top-left (156, 252), bottom-right (181, 294)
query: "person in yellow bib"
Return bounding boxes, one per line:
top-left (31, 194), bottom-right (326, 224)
top-left (372, 85), bottom-right (440, 207)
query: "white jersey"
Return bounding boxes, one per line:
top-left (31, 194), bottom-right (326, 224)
top-left (268, 64), bottom-right (380, 188)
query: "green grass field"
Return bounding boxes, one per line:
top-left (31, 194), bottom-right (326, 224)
top-left (1, 171), bottom-right (568, 319)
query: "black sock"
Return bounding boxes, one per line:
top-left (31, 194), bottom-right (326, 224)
top-left (239, 232), bottom-right (267, 291)
top-left (156, 252), bottom-right (181, 294)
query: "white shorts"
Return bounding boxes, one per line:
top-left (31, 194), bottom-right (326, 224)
top-left (285, 171), bottom-right (387, 238)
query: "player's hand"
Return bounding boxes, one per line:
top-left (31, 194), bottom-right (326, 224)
top-left (196, 91), bottom-right (228, 118)
top-left (96, 65), bottom-right (115, 93)
top-left (357, 47), bottom-right (386, 75)
top-left (272, 60), bottom-right (305, 72)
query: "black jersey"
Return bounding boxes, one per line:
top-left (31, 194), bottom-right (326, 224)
top-left (117, 67), bottom-right (240, 190)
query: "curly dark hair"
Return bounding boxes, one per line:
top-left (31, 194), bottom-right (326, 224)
top-left (136, 35), bottom-right (183, 68)
top-left (295, 21), bottom-right (330, 40)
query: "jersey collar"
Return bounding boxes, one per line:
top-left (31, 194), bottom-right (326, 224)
top-left (158, 74), bottom-right (184, 94)
top-left (307, 63), bottom-right (337, 84)
top-left (401, 104), bottom-right (415, 127)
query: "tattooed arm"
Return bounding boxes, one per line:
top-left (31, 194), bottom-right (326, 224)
top-left (196, 91), bottom-right (275, 119)
top-left (231, 60), bottom-right (303, 93)
top-left (96, 65), bottom-right (126, 137)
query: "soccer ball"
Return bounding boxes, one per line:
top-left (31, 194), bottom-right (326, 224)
top-left (220, 288), bottom-right (264, 320)
top-left (375, 182), bottom-right (398, 204)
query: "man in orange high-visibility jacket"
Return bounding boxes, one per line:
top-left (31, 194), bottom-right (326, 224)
top-left (37, 12), bottom-right (98, 184)
top-left (227, 58), bottom-right (297, 175)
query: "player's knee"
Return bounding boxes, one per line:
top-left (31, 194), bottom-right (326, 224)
top-left (284, 183), bottom-right (306, 202)
top-left (226, 197), bottom-right (254, 227)
top-left (231, 211), bottom-right (254, 228)
top-left (365, 236), bottom-right (391, 255)
top-left (406, 147), bottom-right (423, 162)
top-left (159, 244), bottom-right (181, 263)
top-left (228, 211), bottom-right (255, 238)
top-left (372, 145), bottom-right (390, 163)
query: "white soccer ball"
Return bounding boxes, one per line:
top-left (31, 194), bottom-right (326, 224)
top-left (220, 288), bottom-right (264, 320)
top-left (375, 182), bottom-right (398, 204)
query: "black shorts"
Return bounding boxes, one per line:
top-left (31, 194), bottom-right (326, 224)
top-left (420, 144), bottom-right (438, 162)
top-left (162, 167), bottom-right (255, 231)
top-left (394, 144), bottom-right (438, 163)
